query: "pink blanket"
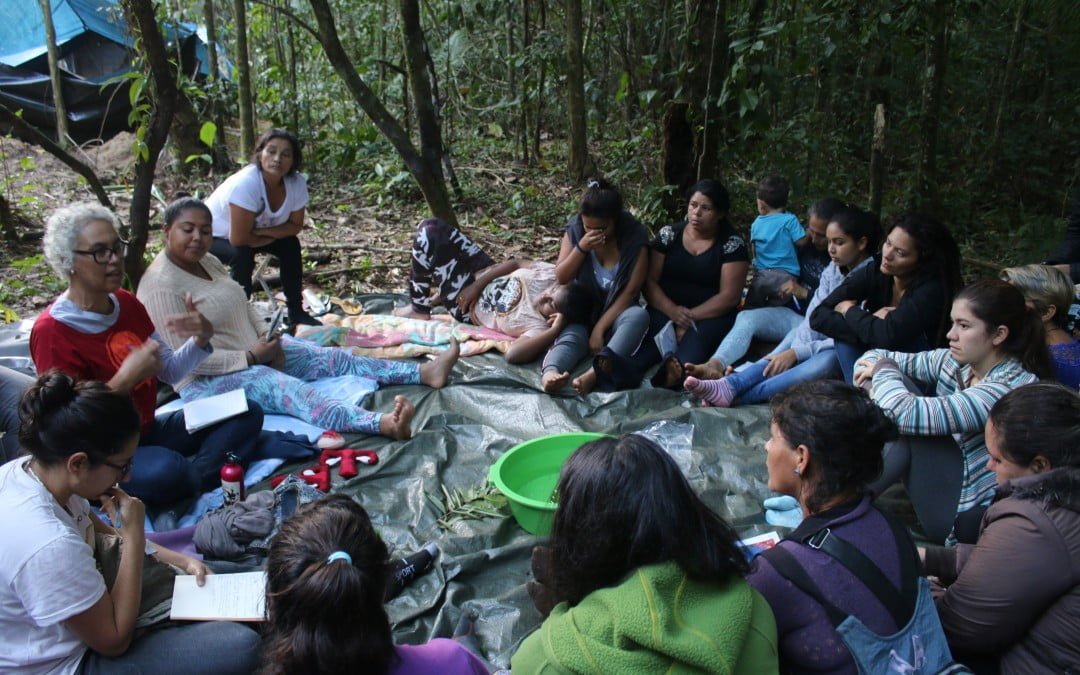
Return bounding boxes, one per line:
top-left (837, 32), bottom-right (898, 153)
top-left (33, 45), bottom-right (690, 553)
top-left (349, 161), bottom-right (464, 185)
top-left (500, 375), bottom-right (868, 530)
top-left (296, 313), bottom-right (514, 358)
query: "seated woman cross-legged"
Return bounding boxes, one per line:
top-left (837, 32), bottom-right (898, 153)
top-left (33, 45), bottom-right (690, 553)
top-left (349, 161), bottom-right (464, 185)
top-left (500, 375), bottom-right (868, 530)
top-left (685, 206), bottom-right (880, 406)
top-left (630, 179), bottom-right (750, 389)
top-left (747, 380), bottom-right (925, 675)
top-left (923, 383), bottom-right (1080, 673)
top-left (857, 279), bottom-right (1052, 545)
top-left (138, 198), bottom-right (458, 441)
top-left (0, 371), bottom-right (260, 674)
top-left (512, 434), bottom-right (778, 673)
top-left (263, 494), bottom-right (489, 674)
top-left (810, 212), bottom-right (963, 383)
top-left (31, 203), bottom-right (265, 509)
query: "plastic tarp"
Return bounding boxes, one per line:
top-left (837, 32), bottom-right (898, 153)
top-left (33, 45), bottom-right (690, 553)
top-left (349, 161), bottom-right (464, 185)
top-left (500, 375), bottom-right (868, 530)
top-left (0, 0), bottom-right (130, 67)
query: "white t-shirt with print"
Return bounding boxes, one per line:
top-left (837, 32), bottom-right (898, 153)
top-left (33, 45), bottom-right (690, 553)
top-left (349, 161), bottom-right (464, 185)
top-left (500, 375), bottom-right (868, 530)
top-left (0, 458), bottom-right (105, 674)
top-left (206, 163), bottom-right (310, 239)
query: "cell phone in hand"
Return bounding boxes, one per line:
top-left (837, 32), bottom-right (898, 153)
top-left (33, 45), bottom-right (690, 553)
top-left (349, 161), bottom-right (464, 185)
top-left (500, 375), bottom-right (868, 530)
top-left (265, 307), bottom-right (285, 342)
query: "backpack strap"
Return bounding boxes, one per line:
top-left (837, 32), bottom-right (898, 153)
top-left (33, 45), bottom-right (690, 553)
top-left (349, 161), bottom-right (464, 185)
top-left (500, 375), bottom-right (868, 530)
top-left (760, 544), bottom-right (849, 627)
top-left (803, 526), bottom-right (914, 629)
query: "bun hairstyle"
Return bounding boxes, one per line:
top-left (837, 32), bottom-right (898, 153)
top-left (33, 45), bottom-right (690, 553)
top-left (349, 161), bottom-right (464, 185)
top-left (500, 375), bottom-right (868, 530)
top-left (19, 369), bottom-right (141, 466)
top-left (954, 278), bottom-right (1054, 379)
top-left (548, 434), bottom-right (748, 609)
top-left (988, 383), bottom-right (1080, 470)
top-left (263, 494), bottom-right (394, 675)
top-left (579, 178), bottom-right (623, 221)
top-left (770, 380), bottom-right (898, 512)
top-left (163, 196), bottom-right (212, 229)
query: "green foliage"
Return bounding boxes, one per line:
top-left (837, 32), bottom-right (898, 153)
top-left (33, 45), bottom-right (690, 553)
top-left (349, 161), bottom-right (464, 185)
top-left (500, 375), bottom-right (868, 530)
top-left (425, 482), bottom-right (508, 530)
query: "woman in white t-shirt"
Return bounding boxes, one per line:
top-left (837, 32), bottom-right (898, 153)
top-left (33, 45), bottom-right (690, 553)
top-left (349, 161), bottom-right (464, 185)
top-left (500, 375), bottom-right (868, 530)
top-left (0, 370), bottom-right (259, 675)
top-left (206, 129), bottom-right (319, 326)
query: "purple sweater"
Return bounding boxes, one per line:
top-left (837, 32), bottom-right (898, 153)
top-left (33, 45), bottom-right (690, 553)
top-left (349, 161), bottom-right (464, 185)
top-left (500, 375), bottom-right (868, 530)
top-left (747, 496), bottom-right (909, 674)
top-left (391, 638), bottom-right (489, 675)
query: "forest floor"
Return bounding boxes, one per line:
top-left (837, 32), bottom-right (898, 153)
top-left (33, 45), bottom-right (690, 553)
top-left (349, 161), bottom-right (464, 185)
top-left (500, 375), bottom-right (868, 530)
top-left (0, 133), bottom-right (584, 322)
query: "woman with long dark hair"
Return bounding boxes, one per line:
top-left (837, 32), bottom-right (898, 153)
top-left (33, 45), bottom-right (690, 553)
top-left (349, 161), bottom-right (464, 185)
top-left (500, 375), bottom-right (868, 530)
top-left (262, 494), bottom-right (489, 674)
top-left (512, 434), bottom-right (777, 672)
top-left (857, 279), bottom-right (1051, 544)
top-left (810, 212), bottom-right (963, 382)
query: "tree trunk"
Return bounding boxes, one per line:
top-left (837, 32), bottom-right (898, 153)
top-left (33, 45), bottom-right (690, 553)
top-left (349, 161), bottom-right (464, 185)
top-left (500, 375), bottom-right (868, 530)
top-left (38, 0), bottom-right (69, 147)
top-left (0, 194), bottom-right (20, 241)
top-left (684, 0), bottom-right (728, 182)
top-left (869, 103), bottom-right (886, 218)
top-left (987, 0), bottom-right (1029, 178)
top-left (306, 0), bottom-right (456, 225)
top-left (232, 0), bottom-right (256, 155)
top-left (120, 0), bottom-right (181, 288)
top-left (532, 0), bottom-right (547, 161)
top-left (564, 0), bottom-right (590, 179)
top-left (913, 0), bottom-right (951, 213)
top-left (0, 103), bottom-right (114, 209)
top-left (203, 0), bottom-right (220, 79)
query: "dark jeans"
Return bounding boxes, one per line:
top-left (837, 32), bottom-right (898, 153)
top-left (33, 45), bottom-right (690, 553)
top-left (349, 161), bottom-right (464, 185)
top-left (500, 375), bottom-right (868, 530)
top-left (630, 306), bottom-right (737, 384)
top-left (211, 235), bottom-right (305, 308)
top-left (79, 621), bottom-right (260, 675)
top-left (124, 399), bottom-right (264, 508)
top-left (0, 366), bottom-right (33, 463)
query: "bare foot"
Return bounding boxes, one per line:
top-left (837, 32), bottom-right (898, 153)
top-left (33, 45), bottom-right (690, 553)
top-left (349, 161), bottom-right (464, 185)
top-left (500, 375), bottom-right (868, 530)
top-left (541, 370), bottom-right (571, 393)
top-left (572, 368), bottom-right (598, 395)
top-left (393, 305), bottom-right (432, 320)
top-left (684, 358), bottom-right (726, 381)
top-left (378, 395), bottom-right (415, 440)
top-left (420, 339), bottom-right (459, 388)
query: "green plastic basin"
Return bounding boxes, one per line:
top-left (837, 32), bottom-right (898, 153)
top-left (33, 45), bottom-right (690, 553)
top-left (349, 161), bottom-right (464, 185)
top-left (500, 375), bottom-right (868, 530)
top-left (488, 432), bottom-right (610, 535)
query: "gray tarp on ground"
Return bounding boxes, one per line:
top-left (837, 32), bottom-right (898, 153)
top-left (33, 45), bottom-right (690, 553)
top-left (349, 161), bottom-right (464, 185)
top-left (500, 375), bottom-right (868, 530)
top-left (0, 297), bottom-right (910, 670)
top-left (304, 296), bottom-right (780, 670)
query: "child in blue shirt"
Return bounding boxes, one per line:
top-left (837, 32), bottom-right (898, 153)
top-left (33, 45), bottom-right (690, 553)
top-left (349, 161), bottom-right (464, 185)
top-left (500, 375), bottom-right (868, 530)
top-left (746, 175), bottom-right (807, 307)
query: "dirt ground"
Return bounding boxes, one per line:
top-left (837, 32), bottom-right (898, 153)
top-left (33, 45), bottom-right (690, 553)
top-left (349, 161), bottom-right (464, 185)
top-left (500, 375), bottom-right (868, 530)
top-left (0, 134), bottom-right (574, 322)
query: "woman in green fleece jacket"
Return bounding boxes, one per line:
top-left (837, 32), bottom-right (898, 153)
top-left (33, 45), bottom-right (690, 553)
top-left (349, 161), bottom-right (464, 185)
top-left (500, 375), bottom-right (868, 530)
top-left (511, 434), bottom-right (779, 674)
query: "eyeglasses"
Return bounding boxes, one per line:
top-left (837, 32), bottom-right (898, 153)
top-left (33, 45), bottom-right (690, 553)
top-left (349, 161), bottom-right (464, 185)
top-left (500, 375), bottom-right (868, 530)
top-left (102, 457), bottom-right (134, 476)
top-left (73, 239), bottom-right (129, 264)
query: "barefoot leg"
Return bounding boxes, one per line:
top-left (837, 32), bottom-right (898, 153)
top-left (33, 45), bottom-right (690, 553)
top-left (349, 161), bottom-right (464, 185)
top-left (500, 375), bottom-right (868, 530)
top-left (683, 358), bottom-right (726, 381)
top-left (572, 368), bottom-right (598, 395)
top-left (541, 370), bottom-right (571, 393)
top-left (419, 339), bottom-right (459, 388)
top-left (378, 395), bottom-right (416, 440)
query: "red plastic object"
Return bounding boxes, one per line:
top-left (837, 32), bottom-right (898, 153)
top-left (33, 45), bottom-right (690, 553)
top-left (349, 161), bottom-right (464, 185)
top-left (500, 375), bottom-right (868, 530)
top-left (269, 464), bottom-right (330, 492)
top-left (320, 448), bottom-right (380, 478)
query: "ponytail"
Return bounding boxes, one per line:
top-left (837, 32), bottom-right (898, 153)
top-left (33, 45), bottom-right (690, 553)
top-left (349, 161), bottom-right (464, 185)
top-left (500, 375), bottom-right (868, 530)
top-left (263, 495), bottom-right (395, 675)
top-left (955, 279), bottom-right (1054, 379)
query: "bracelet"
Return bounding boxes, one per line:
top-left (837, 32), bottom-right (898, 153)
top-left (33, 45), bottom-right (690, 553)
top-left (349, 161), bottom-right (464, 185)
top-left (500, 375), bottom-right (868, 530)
top-left (246, 350), bottom-right (256, 365)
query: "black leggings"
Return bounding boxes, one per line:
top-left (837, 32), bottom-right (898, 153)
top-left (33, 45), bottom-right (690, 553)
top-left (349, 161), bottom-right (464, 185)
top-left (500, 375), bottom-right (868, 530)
top-left (210, 235), bottom-right (305, 309)
top-left (629, 306), bottom-right (736, 386)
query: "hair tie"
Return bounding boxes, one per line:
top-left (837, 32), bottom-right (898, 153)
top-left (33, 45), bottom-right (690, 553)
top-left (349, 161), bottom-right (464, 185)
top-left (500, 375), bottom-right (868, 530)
top-left (326, 551), bottom-right (352, 565)
top-left (586, 179), bottom-right (600, 189)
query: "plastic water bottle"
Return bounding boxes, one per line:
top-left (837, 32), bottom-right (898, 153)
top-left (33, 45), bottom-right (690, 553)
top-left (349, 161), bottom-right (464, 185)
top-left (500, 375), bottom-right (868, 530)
top-left (220, 452), bottom-right (245, 506)
top-left (384, 542), bottom-right (439, 601)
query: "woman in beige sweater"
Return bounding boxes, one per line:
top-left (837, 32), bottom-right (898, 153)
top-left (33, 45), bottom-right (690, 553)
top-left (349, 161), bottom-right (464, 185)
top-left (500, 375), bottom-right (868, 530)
top-left (137, 197), bottom-right (458, 440)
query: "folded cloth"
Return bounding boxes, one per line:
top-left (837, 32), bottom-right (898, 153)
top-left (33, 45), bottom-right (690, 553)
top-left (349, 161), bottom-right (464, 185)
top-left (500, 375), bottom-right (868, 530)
top-left (194, 490), bottom-right (277, 560)
top-left (764, 495), bottom-right (804, 529)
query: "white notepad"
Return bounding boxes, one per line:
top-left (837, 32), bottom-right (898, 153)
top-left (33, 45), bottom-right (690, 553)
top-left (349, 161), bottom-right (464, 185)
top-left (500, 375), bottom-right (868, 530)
top-left (170, 571), bottom-right (267, 622)
top-left (182, 388), bottom-right (248, 433)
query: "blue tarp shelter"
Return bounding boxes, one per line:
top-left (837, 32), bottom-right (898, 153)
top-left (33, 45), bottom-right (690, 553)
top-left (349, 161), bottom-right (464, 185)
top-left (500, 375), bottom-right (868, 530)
top-left (0, 0), bottom-right (228, 141)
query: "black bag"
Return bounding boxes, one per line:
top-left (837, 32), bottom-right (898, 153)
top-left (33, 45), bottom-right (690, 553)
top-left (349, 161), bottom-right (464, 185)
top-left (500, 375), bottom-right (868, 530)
top-left (762, 515), bottom-right (971, 674)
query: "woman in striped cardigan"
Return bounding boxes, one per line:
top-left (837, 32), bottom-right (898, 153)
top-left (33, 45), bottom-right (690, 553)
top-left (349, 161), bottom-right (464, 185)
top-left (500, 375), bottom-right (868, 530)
top-left (854, 279), bottom-right (1053, 544)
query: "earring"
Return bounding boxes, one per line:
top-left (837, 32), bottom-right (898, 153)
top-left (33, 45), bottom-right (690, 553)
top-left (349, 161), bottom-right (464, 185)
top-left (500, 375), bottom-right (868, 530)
top-left (793, 467), bottom-right (801, 476)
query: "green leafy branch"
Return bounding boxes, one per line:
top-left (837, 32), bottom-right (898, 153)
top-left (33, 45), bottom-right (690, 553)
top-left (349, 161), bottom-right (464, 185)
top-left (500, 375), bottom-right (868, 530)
top-left (426, 482), bottom-right (508, 530)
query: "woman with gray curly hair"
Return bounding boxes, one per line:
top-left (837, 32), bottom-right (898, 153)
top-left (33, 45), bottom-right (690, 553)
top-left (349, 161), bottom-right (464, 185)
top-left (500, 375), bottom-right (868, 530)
top-left (30, 202), bottom-right (266, 509)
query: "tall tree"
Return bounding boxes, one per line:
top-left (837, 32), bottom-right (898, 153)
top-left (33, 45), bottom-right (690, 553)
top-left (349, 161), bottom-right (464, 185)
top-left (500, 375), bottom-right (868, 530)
top-left (203, 0), bottom-right (220, 80)
top-left (564, 0), bottom-right (590, 179)
top-left (120, 0), bottom-right (183, 287)
top-left (38, 0), bottom-right (69, 147)
top-left (913, 0), bottom-right (951, 213)
top-left (687, 0), bottom-right (728, 182)
top-left (306, 0), bottom-right (456, 224)
top-left (232, 0), bottom-right (256, 154)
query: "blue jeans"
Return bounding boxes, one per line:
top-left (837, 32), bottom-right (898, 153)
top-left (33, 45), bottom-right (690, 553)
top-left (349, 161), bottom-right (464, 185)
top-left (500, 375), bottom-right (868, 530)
top-left (728, 346), bottom-right (841, 404)
top-left (710, 306), bottom-right (802, 367)
top-left (125, 400), bottom-right (264, 508)
top-left (79, 621), bottom-right (260, 674)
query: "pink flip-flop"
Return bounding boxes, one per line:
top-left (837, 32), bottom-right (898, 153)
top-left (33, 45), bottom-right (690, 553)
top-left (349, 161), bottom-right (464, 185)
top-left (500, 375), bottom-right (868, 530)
top-left (316, 430), bottom-right (346, 450)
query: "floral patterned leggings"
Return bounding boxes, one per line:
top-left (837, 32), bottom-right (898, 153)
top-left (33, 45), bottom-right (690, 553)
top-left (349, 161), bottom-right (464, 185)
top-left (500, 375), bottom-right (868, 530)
top-left (181, 335), bottom-right (419, 433)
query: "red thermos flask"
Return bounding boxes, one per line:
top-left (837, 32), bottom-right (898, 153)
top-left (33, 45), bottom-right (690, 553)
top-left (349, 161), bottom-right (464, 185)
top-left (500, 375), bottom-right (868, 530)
top-left (220, 452), bottom-right (245, 506)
